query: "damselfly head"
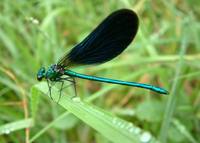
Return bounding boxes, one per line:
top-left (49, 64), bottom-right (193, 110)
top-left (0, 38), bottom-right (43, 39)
top-left (37, 67), bottom-right (46, 81)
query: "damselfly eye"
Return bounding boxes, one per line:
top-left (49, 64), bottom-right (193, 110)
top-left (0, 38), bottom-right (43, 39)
top-left (37, 67), bottom-right (45, 81)
top-left (37, 76), bottom-right (43, 81)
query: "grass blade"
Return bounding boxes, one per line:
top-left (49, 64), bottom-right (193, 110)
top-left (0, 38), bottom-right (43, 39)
top-left (0, 118), bottom-right (33, 135)
top-left (33, 82), bottom-right (159, 143)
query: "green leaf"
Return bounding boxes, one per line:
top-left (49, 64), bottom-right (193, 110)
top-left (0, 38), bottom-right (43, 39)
top-left (135, 100), bottom-right (164, 122)
top-left (53, 114), bottom-right (79, 130)
top-left (33, 82), bottom-right (160, 143)
top-left (0, 118), bottom-right (33, 135)
top-left (168, 124), bottom-right (185, 142)
top-left (31, 86), bottom-right (41, 119)
top-left (95, 133), bottom-right (111, 143)
top-left (172, 119), bottom-right (198, 143)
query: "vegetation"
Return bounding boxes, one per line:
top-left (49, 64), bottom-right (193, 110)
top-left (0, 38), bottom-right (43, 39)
top-left (0, 0), bottom-right (199, 143)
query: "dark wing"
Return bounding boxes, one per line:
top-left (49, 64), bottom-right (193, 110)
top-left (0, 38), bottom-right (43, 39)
top-left (57, 9), bottom-right (139, 67)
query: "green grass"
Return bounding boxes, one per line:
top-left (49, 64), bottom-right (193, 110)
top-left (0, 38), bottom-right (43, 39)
top-left (0, 0), bottom-right (200, 143)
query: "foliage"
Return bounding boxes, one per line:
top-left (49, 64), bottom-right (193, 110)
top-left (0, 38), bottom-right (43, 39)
top-left (0, 0), bottom-right (199, 143)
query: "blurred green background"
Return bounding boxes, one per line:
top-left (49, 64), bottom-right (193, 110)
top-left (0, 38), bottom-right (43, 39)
top-left (0, 0), bottom-right (200, 143)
